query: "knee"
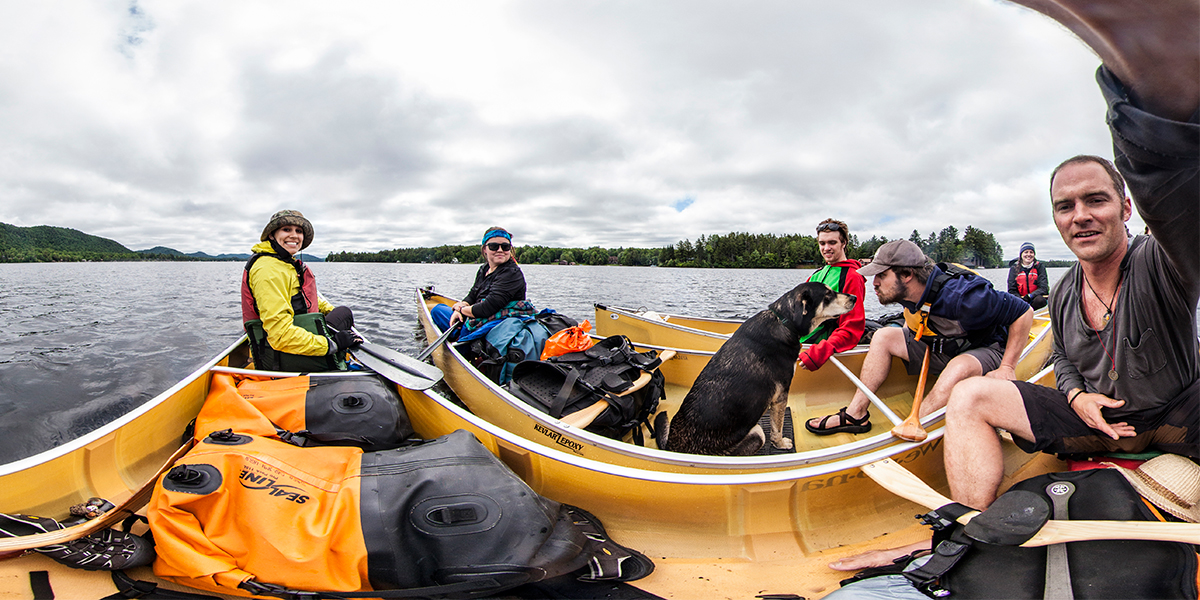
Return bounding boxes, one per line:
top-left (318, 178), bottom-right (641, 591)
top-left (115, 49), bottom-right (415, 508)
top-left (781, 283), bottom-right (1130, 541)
top-left (869, 327), bottom-right (906, 355)
top-left (946, 377), bottom-right (993, 418)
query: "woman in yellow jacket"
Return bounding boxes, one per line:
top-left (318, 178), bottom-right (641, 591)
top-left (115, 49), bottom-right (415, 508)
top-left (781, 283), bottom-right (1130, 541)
top-left (240, 210), bottom-right (358, 371)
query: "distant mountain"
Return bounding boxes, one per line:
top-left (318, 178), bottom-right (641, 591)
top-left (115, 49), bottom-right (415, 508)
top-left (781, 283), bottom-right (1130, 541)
top-left (135, 246), bottom-right (323, 262)
top-left (0, 222), bottom-right (138, 262)
top-left (134, 247), bottom-right (252, 261)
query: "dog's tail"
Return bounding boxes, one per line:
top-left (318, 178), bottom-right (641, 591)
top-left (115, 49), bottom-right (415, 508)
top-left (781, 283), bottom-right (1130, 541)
top-left (653, 412), bottom-right (670, 448)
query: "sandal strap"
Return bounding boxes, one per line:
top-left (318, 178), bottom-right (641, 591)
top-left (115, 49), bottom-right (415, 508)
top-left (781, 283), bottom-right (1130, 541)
top-left (838, 407), bottom-right (870, 426)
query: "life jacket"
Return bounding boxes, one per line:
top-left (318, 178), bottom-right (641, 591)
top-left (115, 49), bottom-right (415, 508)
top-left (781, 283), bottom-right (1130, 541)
top-left (241, 252), bottom-right (318, 323)
top-left (798, 264), bottom-right (851, 344)
top-left (901, 262), bottom-right (979, 355)
top-left (1013, 261), bottom-right (1040, 297)
top-left (241, 252), bottom-right (342, 372)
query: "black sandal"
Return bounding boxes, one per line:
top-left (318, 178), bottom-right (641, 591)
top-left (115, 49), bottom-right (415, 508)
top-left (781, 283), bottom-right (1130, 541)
top-left (805, 407), bottom-right (871, 436)
top-left (565, 505), bottom-right (655, 583)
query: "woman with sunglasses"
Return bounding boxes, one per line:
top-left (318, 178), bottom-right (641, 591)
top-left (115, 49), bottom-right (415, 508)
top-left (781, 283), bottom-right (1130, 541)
top-left (431, 227), bottom-right (529, 335)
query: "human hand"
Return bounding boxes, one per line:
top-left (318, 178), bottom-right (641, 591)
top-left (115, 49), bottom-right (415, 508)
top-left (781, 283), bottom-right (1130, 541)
top-left (985, 364), bottom-right (1017, 381)
top-left (828, 540), bottom-right (931, 571)
top-left (1072, 392), bottom-right (1134, 440)
top-left (331, 329), bottom-right (362, 354)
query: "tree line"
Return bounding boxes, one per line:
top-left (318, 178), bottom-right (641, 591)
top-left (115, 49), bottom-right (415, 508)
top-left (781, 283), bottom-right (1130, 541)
top-left (329, 224), bottom-right (1029, 269)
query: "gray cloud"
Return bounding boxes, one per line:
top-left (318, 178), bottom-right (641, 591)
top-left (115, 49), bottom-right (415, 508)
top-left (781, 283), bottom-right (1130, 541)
top-left (0, 0), bottom-right (1131, 261)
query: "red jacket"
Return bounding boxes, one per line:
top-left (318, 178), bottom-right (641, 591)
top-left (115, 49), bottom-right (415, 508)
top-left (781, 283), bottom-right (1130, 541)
top-left (799, 259), bottom-right (866, 370)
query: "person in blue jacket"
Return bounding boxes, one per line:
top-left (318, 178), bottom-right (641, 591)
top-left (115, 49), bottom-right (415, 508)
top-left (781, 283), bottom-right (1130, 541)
top-left (806, 240), bottom-right (1033, 436)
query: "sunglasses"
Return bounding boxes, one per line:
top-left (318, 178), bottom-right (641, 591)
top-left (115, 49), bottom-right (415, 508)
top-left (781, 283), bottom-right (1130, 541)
top-left (816, 222), bottom-right (842, 233)
top-left (486, 242), bottom-right (512, 252)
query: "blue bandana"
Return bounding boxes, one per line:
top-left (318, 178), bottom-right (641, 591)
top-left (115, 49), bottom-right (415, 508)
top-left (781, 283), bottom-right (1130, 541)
top-left (482, 229), bottom-right (512, 245)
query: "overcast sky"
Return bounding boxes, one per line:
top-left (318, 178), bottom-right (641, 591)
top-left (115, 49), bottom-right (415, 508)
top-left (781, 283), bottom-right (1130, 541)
top-left (0, 0), bottom-right (1135, 260)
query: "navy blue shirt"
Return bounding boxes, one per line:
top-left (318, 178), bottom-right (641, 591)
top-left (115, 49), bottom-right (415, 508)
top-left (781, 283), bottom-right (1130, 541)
top-left (899, 266), bottom-right (1030, 348)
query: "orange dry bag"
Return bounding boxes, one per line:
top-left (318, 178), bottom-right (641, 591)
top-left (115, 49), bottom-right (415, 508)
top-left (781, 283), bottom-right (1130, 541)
top-left (196, 373), bottom-right (414, 451)
top-left (540, 320), bottom-right (594, 359)
top-left (149, 429), bottom-right (595, 598)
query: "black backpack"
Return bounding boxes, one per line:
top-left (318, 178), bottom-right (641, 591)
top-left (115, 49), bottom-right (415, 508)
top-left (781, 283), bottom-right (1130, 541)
top-left (506, 336), bottom-right (665, 444)
top-left (847, 468), bottom-right (1199, 599)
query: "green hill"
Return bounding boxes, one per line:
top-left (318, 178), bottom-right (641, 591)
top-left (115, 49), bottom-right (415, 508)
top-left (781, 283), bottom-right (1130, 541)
top-left (0, 223), bottom-right (138, 262)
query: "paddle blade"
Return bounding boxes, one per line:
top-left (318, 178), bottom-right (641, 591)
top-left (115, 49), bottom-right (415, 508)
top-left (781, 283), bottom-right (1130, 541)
top-left (963, 490), bottom-right (1050, 545)
top-left (891, 419), bottom-right (928, 442)
top-left (351, 343), bottom-right (443, 391)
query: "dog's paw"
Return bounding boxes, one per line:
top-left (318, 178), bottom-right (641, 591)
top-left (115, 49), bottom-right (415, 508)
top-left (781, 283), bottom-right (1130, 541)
top-left (771, 437), bottom-right (793, 450)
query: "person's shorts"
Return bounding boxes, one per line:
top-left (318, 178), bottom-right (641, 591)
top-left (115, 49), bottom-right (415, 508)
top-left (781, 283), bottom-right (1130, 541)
top-left (900, 329), bottom-right (1003, 377)
top-left (1011, 380), bottom-right (1199, 459)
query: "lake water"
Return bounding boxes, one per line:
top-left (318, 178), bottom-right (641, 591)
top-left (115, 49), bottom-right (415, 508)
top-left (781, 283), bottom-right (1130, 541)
top-left (0, 261), bottom-right (1068, 464)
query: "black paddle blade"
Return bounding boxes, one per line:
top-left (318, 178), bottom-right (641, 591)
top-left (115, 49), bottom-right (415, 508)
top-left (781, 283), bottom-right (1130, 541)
top-left (964, 490), bottom-right (1051, 545)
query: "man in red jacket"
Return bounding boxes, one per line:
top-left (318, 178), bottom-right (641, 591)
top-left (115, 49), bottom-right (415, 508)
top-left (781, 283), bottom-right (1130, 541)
top-left (798, 218), bottom-right (867, 371)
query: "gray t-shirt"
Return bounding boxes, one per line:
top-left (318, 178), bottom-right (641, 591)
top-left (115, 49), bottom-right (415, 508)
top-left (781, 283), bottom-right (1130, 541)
top-left (1048, 67), bottom-right (1200, 426)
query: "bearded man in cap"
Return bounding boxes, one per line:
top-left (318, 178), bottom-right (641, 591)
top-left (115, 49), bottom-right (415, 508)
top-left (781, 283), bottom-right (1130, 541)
top-left (805, 239), bottom-right (1033, 437)
top-left (241, 209), bottom-right (359, 372)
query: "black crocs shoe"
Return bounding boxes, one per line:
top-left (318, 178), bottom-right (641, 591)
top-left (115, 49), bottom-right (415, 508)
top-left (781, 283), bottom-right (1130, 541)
top-left (0, 513), bottom-right (155, 571)
top-left (565, 505), bottom-right (655, 583)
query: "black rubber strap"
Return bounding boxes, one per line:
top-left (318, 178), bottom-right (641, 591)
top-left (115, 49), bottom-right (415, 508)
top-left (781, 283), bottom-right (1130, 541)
top-left (902, 528), bottom-right (973, 591)
top-left (29, 571), bottom-right (53, 600)
top-left (105, 571), bottom-right (221, 599)
top-left (550, 368), bottom-right (582, 418)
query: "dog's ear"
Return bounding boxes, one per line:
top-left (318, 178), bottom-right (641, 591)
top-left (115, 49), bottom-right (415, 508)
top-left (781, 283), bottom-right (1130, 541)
top-left (794, 285), bottom-right (817, 328)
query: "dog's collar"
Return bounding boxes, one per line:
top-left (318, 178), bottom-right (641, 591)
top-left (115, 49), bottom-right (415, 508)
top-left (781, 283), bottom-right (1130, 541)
top-left (769, 306), bottom-right (802, 344)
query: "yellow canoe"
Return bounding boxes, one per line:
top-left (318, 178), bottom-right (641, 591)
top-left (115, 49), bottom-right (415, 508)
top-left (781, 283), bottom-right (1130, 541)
top-left (0, 334), bottom-right (1062, 599)
top-left (418, 288), bottom-right (1054, 470)
top-left (596, 302), bottom-right (1053, 359)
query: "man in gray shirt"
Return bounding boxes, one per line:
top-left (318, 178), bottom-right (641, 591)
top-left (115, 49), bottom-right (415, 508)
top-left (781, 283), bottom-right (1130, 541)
top-left (827, 0), bottom-right (1199, 582)
top-left (940, 1), bottom-right (1199, 510)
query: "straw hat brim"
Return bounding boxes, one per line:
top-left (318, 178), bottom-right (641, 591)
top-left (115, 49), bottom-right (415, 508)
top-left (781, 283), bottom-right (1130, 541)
top-left (1105, 453), bottom-right (1200, 523)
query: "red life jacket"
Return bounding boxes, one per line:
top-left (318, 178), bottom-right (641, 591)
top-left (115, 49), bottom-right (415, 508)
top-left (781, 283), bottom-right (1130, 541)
top-left (241, 253), bottom-right (319, 324)
top-left (1014, 262), bottom-right (1039, 297)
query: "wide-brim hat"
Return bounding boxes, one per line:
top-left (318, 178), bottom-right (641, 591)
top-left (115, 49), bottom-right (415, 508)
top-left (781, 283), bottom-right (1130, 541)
top-left (858, 240), bottom-right (928, 277)
top-left (260, 210), bottom-right (314, 250)
top-left (1105, 453), bottom-right (1200, 523)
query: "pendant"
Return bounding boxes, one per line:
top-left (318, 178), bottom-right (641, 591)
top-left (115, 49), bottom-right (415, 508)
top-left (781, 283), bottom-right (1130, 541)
top-left (1102, 310), bottom-right (1112, 327)
top-left (1108, 369), bottom-right (1119, 381)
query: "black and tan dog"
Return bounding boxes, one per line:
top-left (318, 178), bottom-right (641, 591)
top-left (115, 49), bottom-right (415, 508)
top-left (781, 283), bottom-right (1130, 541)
top-left (654, 282), bottom-right (856, 456)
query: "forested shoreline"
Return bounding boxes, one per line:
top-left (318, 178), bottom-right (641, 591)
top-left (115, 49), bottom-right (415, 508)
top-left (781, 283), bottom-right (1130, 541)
top-left (329, 225), bottom-right (1076, 269)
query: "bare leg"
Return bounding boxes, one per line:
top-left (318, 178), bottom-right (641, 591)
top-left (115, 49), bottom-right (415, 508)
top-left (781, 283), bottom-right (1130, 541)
top-left (944, 377), bottom-right (1035, 509)
top-left (918, 354), bottom-right (984, 417)
top-left (807, 326), bottom-right (907, 427)
top-left (1008, 0), bottom-right (1199, 121)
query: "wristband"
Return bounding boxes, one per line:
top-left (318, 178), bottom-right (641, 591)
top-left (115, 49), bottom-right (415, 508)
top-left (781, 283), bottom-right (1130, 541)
top-left (1067, 389), bottom-right (1084, 406)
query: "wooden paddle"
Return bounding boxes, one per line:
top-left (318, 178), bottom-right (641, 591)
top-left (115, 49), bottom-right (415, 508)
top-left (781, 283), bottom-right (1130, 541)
top-left (0, 440), bottom-right (193, 553)
top-left (561, 350), bottom-right (675, 429)
top-left (891, 315), bottom-right (931, 442)
top-left (861, 458), bottom-right (1200, 547)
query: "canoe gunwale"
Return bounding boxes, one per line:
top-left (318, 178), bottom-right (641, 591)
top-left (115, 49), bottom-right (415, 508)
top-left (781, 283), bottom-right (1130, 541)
top-left (597, 304), bottom-right (739, 341)
top-left (409, 381), bottom-right (947, 486)
top-left (0, 335), bottom-right (247, 478)
top-left (418, 288), bottom-right (947, 470)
